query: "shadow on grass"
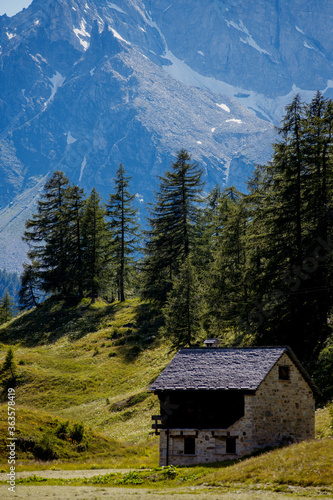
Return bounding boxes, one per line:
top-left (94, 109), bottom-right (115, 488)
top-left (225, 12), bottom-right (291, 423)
top-left (0, 297), bottom-right (119, 347)
top-left (115, 302), bottom-right (164, 362)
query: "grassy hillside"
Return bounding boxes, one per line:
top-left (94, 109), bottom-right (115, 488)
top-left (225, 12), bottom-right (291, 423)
top-left (0, 297), bottom-right (171, 467)
top-left (0, 296), bottom-right (332, 488)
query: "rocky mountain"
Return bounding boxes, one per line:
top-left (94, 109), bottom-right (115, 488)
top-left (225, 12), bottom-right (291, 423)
top-left (0, 0), bottom-right (332, 272)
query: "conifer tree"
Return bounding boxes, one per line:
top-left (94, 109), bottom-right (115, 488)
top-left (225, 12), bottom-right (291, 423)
top-left (0, 290), bottom-right (15, 324)
top-left (205, 187), bottom-right (249, 340)
top-left (18, 262), bottom-right (42, 309)
top-left (1, 347), bottom-right (17, 378)
top-left (81, 188), bottom-right (110, 302)
top-left (65, 185), bottom-right (85, 298)
top-left (142, 149), bottom-right (204, 305)
top-left (238, 93), bottom-right (333, 362)
top-left (162, 257), bottom-right (202, 348)
top-left (106, 164), bottom-right (139, 302)
top-left (23, 171), bottom-right (71, 297)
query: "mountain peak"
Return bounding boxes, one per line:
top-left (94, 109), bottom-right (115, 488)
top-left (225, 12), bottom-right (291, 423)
top-left (1, 0), bottom-right (332, 272)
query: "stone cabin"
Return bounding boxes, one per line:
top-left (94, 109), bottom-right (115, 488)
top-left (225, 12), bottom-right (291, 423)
top-left (149, 344), bottom-right (317, 465)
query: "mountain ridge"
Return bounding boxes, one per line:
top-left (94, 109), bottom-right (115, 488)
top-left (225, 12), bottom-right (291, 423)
top-left (1, 0), bottom-right (333, 272)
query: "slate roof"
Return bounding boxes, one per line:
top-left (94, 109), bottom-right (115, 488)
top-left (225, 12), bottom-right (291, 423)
top-left (149, 346), bottom-right (317, 392)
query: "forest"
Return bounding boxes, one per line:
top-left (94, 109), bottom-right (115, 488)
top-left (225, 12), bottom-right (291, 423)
top-left (2, 92), bottom-right (333, 391)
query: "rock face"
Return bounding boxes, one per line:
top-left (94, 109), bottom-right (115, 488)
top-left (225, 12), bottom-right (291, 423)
top-left (0, 0), bottom-right (332, 271)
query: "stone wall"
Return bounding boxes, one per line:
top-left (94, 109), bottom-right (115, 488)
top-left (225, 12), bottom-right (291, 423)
top-left (158, 353), bottom-right (315, 466)
top-left (159, 429), bottom-right (241, 466)
top-left (250, 352), bottom-right (315, 448)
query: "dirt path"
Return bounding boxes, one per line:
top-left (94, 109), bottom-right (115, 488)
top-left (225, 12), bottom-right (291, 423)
top-left (1, 485), bottom-right (331, 500)
top-left (0, 469), bottom-right (131, 481)
top-left (0, 470), bottom-right (331, 499)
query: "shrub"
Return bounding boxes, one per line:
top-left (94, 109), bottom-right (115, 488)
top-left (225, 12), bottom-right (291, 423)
top-left (70, 423), bottom-right (84, 443)
top-left (1, 348), bottom-right (17, 378)
top-left (116, 471), bottom-right (143, 484)
top-left (56, 420), bottom-right (70, 440)
top-left (163, 465), bottom-right (178, 479)
top-left (33, 430), bottom-right (59, 461)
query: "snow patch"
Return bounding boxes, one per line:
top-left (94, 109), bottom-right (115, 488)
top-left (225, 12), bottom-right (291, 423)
top-left (197, 141), bottom-right (202, 144)
top-left (107, 2), bottom-right (126, 14)
top-left (79, 156), bottom-right (87, 182)
top-left (90, 67), bottom-right (96, 76)
top-left (109, 27), bottom-right (130, 44)
top-left (216, 103), bottom-right (230, 113)
top-left (34, 19), bottom-right (40, 26)
top-left (73, 19), bottom-right (91, 50)
top-left (67, 132), bottom-right (77, 145)
top-left (164, 4), bottom-right (172, 13)
top-left (211, 127), bottom-right (216, 133)
top-left (145, 8), bottom-right (320, 124)
top-left (226, 20), bottom-right (270, 55)
top-left (36, 53), bottom-right (48, 64)
top-left (138, 26), bottom-right (146, 32)
top-left (6, 32), bottom-right (15, 40)
top-left (44, 71), bottom-right (65, 108)
top-left (295, 25), bottom-right (304, 34)
top-left (22, 89), bottom-right (30, 104)
top-left (226, 118), bottom-right (243, 124)
top-left (198, 51), bottom-right (205, 56)
top-left (304, 41), bottom-right (315, 50)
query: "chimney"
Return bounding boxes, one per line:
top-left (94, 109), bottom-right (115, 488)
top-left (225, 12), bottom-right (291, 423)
top-left (203, 338), bottom-right (220, 348)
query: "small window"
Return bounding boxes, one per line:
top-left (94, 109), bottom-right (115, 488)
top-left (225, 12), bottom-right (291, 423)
top-left (184, 436), bottom-right (196, 455)
top-left (226, 437), bottom-right (236, 454)
top-left (279, 366), bottom-right (290, 380)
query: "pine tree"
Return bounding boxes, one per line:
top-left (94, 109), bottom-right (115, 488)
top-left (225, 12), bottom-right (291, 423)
top-left (23, 171), bottom-right (71, 297)
top-left (205, 187), bottom-right (249, 341)
top-left (0, 290), bottom-right (15, 324)
top-left (162, 257), bottom-right (202, 348)
top-left (106, 164), bottom-right (139, 302)
top-left (142, 149), bottom-right (204, 305)
top-left (1, 347), bottom-right (17, 378)
top-left (239, 93), bottom-right (333, 362)
top-left (18, 262), bottom-right (42, 309)
top-left (65, 185), bottom-right (86, 298)
top-left (81, 188), bottom-right (110, 302)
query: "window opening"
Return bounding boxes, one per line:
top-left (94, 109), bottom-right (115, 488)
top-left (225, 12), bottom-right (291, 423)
top-left (184, 436), bottom-right (195, 455)
top-left (226, 437), bottom-right (236, 454)
top-left (279, 366), bottom-right (290, 380)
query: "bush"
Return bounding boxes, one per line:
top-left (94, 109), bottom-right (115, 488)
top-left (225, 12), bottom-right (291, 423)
top-left (56, 420), bottom-right (70, 440)
top-left (163, 465), bottom-right (178, 479)
top-left (70, 423), bottom-right (84, 443)
top-left (33, 430), bottom-right (59, 461)
top-left (1, 348), bottom-right (17, 378)
top-left (116, 471), bottom-right (143, 484)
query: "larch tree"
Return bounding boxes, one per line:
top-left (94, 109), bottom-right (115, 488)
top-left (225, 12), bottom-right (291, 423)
top-left (162, 256), bottom-right (203, 348)
top-left (0, 290), bottom-right (15, 324)
top-left (81, 188), bottom-right (110, 302)
top-left (142, 149), bottom-right (204, 305)
top-left (22, 171), bottom-right (71, 297)
top-left (106, 164), bottom-right (139, 302)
